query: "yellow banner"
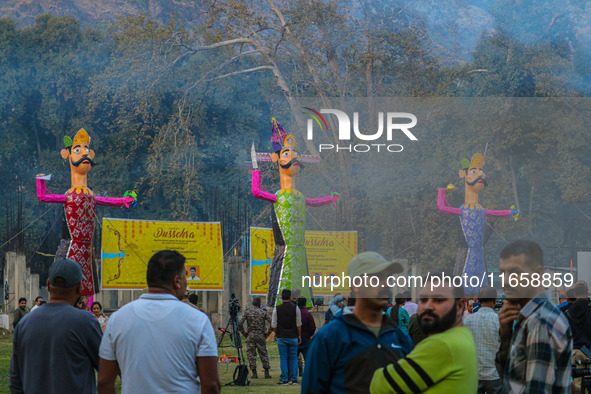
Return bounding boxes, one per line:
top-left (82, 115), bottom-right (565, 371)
top-left (101, 218), bottom-right (224, 290)
top-left (250, 227), bottom-right (358, 295)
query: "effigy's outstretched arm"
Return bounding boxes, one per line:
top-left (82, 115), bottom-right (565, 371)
top-left (96, 196), bottom-right (135, 208)
top-left (486, 207), bottom-right (518, 219)
top-left (252, 170), bottom-right (277, 203)
top-left (437, 188), bottom-right (461, 215)
top-left (97, 190), bottom-right (136, 208)
top-left (36, 176), bottom-right (65, 203)
top-left (305, 192), bottom-right (340, 207)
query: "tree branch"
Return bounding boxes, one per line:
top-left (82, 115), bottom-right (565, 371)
top-left (181, 37), bottom-right (255, 52)
top-left (199, 66), bottom-right (275, 82)
top-left (207, 49), bottom-right (262, 75)
top-left (574, 206), bottom-right (591, 222)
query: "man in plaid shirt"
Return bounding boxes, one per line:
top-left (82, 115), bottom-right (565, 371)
top-left (496, 240), bottom-right (572, 393)
top-left (465, 286), bottom-right (503, 394)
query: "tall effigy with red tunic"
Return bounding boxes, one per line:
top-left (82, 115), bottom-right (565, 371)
top-left (36, 128), bottom-right (135, 296)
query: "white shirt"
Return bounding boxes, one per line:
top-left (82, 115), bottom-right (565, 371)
top-left (402, 301), bottom-right (418, 316)
top-left (30, 305), bottom-right (39, 312)
top-left (99, 293), bottom-right (217, 394)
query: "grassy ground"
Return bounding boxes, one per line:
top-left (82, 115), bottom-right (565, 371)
top-left (0, 333), bottom-right (300, 393)
top-left (218, 335), bottom-right (302, 393)
top-left (0, 333), bottom-right (13, 394)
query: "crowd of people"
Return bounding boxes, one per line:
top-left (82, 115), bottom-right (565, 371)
top-left (7, 239), bottom-right (591, 393)
top-left (10, 252), bottom-right (221, 394)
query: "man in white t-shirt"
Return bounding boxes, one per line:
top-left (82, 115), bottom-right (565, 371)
top-left (97, 250), bottom-right (220, 394)
top-left (30, 296), bottom-right (43, 312)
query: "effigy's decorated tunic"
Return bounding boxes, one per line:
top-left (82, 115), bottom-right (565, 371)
top-left (65, 187), bottom-right (97, 295)
top-left (268, 189), bottom-right (310, 306)
top-left (459, 203), bottom-right (487, 294)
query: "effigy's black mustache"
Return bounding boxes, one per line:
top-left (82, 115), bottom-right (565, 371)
top-left (71, 156), bottom-right (96, 167)
top-left (280, 159), bottom-right (304, 169)
top-left (466, 177), bottom-right (487, 186)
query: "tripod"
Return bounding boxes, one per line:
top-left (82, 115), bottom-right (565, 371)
top-left (218, 310), bottom-right (242, 356)
top-left (218, 307), bottom-right (249, 386)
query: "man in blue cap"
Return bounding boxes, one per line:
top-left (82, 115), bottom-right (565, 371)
top-left (10, 258), bottom-right (103, 393)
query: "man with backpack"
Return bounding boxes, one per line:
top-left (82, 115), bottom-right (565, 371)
top-left (565, 281), bottom-right (591, 393)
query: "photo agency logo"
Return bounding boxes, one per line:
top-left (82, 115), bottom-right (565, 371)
top-left (302, 107), bottom-right (418, 153)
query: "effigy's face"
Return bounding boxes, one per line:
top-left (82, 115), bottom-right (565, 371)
top-left (62, 143), bottom-right (95, 177)
top-left (276, 148), bottom-right (302, 177)
top-left (462, 167), bottom-right (486, 193)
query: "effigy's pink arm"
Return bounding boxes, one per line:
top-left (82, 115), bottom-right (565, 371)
top-left (96, 196), bottom-right (135, 208)
top-left (485, 208), bottom-right (512, 217)
top-left (305, 196), bottom-right (334, 207)
top-left (252, 171), bottom-right (277, 203)
top-left (36, 178), bottom-right (65, 203)
top-left (437, 188), bottom-right (461, 215)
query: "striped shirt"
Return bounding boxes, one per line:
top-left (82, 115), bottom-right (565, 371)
top-left (495, 291), bottom-right (573, 394)
top-left (464, 307), bottom-right (500, 380)
top-left (370, 326), bottom-right (478, 393)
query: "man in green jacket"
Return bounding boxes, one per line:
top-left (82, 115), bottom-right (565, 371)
top-left (13, 298), bottom-right (28, 329)
top-left (370, 275), bottom-right (477, 393)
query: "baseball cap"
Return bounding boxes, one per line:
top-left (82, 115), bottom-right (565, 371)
top-left (574, 280), bottom-right (589, 296)
top-left (347, 252), bottom-right (403, 277)
top-left (48, 258), bottom-right (84, 288)
top-left (575, 280), bottom-right (589, 291)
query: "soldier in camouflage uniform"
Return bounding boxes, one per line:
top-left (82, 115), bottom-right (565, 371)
top-left (238, 297), bottom-right (272, 379)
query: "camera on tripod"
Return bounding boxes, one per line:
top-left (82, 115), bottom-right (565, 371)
top-left (574, 356), bottom-right (591, 376)
top-left (229, 291), bottom-right (240, 318)
top-left (218, 291), bottom-right (249, 386)
top-left (573, 353), bottom-right (591, 394)
top-left (573, 368), bottom-right (591, 378)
